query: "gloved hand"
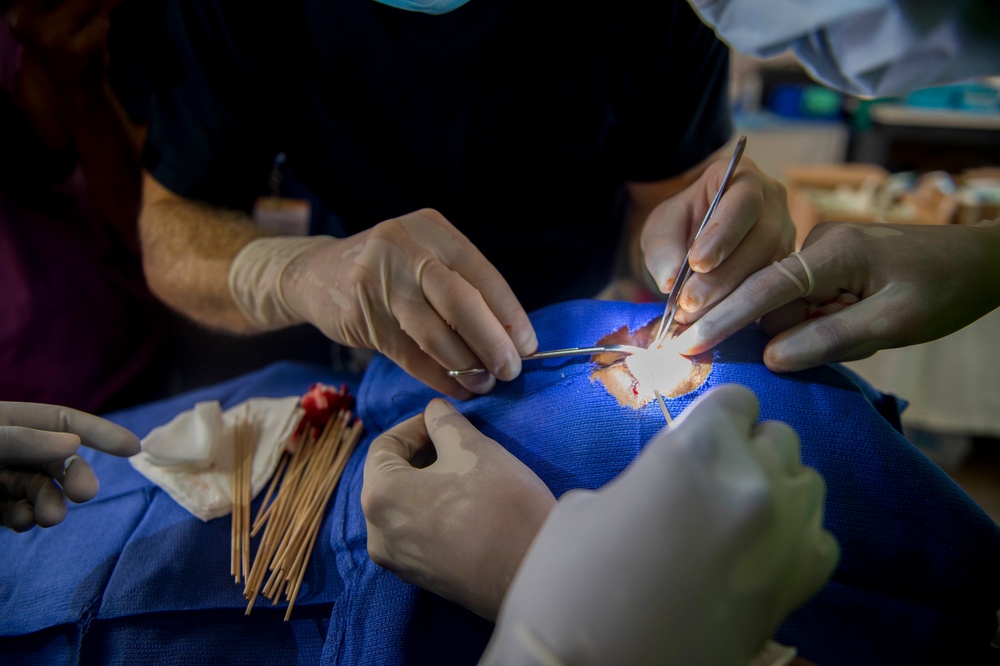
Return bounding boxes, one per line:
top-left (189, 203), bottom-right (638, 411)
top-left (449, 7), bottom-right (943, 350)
top-left (640, 154), bottom-right (796, 326)
top-left (676, 219), bottom-right (1000, 372)
top-left (229, 208), bottom-right (538, 399)
top-left (480, 384), bottom-right (839, 666)
top-left (1, 401), bottom-right (141, 532)
top-left (361, 398), bottom-right (556, 620)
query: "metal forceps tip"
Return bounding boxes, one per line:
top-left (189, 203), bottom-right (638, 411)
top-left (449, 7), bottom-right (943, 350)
top-left (447, 344), bottom-right (644, 377)
top-left (652, 135), bottom-right (747, 346)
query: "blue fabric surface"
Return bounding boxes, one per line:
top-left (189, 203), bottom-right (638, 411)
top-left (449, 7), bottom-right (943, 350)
top-left (2, 301), bottom-right (999, 666)
top-left (0, 361), bottom-right (358, 664)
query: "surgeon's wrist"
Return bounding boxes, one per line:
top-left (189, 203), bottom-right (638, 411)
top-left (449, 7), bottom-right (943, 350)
top-left (228, 235), bottom-right (337, 330)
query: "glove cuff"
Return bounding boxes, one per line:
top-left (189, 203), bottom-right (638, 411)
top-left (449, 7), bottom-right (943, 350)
top-left (228, 235), bottom-right (336, 330)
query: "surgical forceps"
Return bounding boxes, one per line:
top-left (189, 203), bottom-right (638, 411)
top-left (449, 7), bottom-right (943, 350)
top-left (651, 135), bottom-right (747, 347)
top-left (447, 345), bottom-right (644, 377)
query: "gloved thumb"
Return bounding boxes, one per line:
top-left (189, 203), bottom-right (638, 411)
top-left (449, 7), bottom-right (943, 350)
top-left (423, 398), bottom-right (498, 472)
top-left (364, 412), bottom-right (430, 478)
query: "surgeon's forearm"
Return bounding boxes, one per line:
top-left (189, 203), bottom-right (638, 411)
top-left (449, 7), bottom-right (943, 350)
top-left (139, 174), bottom-right (269, 333)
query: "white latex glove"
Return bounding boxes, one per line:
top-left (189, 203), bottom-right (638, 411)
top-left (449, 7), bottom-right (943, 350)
top-left (0, 401), bottom-right (141, 532)
top-left (480, 384), bottom-right (838, 666)
top-left (361, 398), bottom-right (556, 621)
top-left (677, 219), bottom-right (1000, 372)
top-left (641, 155), bottom-right (796, 326)
top-left (229, 208), bottom-right (538, 399)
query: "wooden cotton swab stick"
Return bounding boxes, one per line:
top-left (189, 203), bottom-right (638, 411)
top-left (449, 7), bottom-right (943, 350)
top-left (281, 419), bottom-right (363, 620)
top-left (241, 412), bottom-right (253, 581)
top-left (238, 384), bottom-right (363, 620)
top-left (251, 453), bottom-right (288, 536)
top-left (245, 433), bottom-right (314, 609)
top-left (231, 406), bottom-right (255, 584)
top-left (653, 389), bottom-right (673, 425)
top-left (264, 414), bottom-right (346, 601)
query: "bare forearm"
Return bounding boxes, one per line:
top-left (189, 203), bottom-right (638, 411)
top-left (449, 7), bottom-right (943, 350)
top-left (140, 175), bottom-right (269, 332)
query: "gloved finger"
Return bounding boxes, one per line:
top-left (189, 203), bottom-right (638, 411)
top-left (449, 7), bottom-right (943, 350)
top-left (432, 220), bottom-right (537, 358)
top-left (27, 472), bottom-right (68, 527)
top-left (418, 260), bottom-right (524, 382)
top-left (0, 426), bottom-right (80, 466)
top-left (749, 420), bottom-right (803, 476)
top-left (1, 499), bottom-right (35, 532)
top-left (361, 412), bottom-right (432, 545)
top-left (762, 290), bottom-right (904, 373)
top-left (803, 523), bottom-right (841, 596)
top-left (45, 455), bottom-right (100, 504)
top-left (0, 465), bottom-right (35, 499)
top-left (674, 254), bottom-right (812, 356)
top-left (641, 203), bottom-right (693, 295)
top-left (380, 330), bottom-right (480, 400)
top-left (364, 412), bottom-right (431, 482)
top-left (759, 291), bottom-right (861, 338)
top-left (668, 384), bottom-right (760, 441)
top-left (775, 470), bottom-right (840, 610)
top-left (384, 282), bottom-right (493, 397)
top-left (676, 242), bottom-right (843, 356)
top-left (685, 168), bottom-right (761, 275)
top-left (423, 398), bottom-right (499, 467)
top-left (0, 402), bottom-right (140, 457)
top-left (674, 213), bottom-right (788, 325)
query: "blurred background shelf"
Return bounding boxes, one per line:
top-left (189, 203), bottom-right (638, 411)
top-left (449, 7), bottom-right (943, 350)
top-left (728, 53), bottom-right (1000, 523)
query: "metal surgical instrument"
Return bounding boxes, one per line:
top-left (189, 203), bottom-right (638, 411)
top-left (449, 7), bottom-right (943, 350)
top-left (447, 345), bottom-right (644, 377)
top-left (651, 135), bottom-right (747, 347)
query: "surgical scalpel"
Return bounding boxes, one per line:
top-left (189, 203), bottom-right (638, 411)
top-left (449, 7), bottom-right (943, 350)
top-left (447, 345), bottom-right (644, 377)
top-left (651, 135), bottom-right (747, 346)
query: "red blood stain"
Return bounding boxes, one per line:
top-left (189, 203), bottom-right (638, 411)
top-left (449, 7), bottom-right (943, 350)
top-left (294, 383), bottom-right (355, 439)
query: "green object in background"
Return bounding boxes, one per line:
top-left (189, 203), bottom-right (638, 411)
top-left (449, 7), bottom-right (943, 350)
top-left (802, 85), bottom-right (842, 118)
top-left (767, 83), bottom-right (844, 120)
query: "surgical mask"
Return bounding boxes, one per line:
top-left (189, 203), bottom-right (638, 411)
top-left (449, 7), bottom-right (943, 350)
top-left (371, 0), bottom-right (471, 15)
top-left (688, 0), bottom-right (1000, 98)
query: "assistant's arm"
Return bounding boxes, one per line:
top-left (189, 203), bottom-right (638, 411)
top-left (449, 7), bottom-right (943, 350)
top-left (677, 219), bottom-right (1000, 372)
top-left (140, 173), bottom-right (269, 332)
top-left (140, 174), bottom-right (537, 400)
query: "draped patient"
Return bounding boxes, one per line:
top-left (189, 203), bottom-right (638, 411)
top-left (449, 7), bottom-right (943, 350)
top-left (360, 299), bottom-right (1000, 666)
